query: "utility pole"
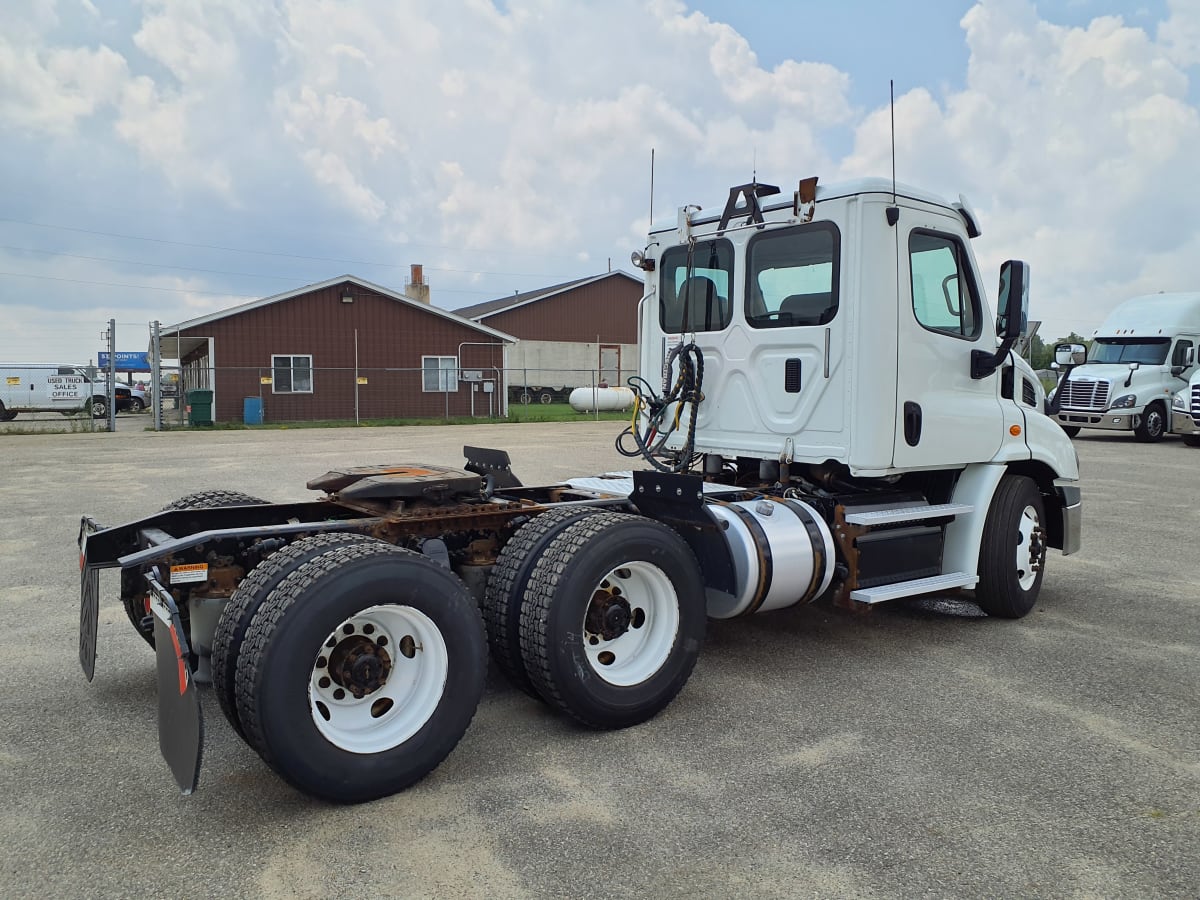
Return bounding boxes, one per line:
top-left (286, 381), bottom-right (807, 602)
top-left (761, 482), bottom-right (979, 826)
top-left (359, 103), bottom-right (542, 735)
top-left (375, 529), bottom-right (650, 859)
top-left (104, 319), bottom-right (116, 432)
top-left (151, 320), bottom-right (163, 431)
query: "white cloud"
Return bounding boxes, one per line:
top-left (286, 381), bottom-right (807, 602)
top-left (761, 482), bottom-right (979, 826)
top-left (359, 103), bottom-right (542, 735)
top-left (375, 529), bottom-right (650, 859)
top-left (1, 0), bottom-right (1199, 362)
top-left (839, 0), bottom-right (1200, 336)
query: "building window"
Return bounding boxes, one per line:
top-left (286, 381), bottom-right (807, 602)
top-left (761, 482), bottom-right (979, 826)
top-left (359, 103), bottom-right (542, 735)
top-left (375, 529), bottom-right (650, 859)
top-left (272, 355), bottom-right (313, 393)
top-left (422, 356), bottom-right (457, 392)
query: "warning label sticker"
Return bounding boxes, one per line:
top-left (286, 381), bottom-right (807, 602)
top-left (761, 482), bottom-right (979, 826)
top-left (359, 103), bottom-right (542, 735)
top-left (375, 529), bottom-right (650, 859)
top-left (169, 563), bottom-right (208, 585)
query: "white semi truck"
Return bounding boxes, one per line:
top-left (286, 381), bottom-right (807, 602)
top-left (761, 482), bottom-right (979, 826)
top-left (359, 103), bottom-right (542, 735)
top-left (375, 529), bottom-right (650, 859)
top-left (1171, 377), bottom-right (1200, 447)
top-left (77, 175), bottom-right (1081, 803)
top-left (1050, 293), bottom-right (1200, 441)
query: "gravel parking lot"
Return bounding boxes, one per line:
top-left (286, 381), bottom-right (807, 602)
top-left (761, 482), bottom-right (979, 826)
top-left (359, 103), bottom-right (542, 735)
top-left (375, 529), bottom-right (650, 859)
top-left (0, 423), bottom-right (1197, 898)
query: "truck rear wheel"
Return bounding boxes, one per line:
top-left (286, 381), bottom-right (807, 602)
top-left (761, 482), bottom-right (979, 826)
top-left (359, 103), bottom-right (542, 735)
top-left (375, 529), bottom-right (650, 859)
top-left (121, 490), bottom-right (270, 648)
top-left (519, 514), bottom-right (705, 729)
top-left (1135, 402), bottom-right (1166, 442)
top-left (975, 475), bottom-right (1046, 619)
top-left (234, 542), bottom-right (487, 803)
top-left (212, 532), bottom-right (379, 737)
top-left (483, 507), bottom-right (621, 697)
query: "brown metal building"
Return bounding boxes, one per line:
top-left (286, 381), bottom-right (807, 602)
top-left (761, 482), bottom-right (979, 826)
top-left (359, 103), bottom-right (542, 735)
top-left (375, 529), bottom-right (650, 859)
top-left (161, 274), bottom-right (514, 423)
top-left (455, 271), bottom-right (644, 399)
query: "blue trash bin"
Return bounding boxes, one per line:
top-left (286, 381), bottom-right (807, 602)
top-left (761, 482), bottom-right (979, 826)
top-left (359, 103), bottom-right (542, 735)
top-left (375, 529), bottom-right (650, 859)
top-left (243, 396), bottom-right (263, 425)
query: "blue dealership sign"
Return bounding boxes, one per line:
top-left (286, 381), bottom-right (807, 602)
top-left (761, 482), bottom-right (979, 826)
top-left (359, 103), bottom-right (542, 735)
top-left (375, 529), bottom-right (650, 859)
top-left (98, 351), bottom-right (151, 371)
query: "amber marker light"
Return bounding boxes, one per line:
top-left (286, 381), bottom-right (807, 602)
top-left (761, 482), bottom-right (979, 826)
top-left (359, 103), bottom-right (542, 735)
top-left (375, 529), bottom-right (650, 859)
top-left (1009, 425), bottom-right (1022, 436)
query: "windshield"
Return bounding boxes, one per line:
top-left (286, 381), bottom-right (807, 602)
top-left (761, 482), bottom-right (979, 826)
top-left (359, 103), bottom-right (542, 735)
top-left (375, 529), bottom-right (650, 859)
top-left (1088, 338), bottom-right (1170, 365)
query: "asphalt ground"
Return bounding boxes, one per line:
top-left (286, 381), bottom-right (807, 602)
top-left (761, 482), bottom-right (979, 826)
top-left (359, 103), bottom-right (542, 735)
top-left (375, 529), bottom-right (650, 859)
top-left (0, 423), bottom-right (1196, 898)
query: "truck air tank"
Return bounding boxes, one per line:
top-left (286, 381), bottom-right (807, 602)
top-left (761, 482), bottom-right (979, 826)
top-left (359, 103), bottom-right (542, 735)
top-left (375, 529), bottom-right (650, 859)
top-left (569, 386), bottom-right (635, 412)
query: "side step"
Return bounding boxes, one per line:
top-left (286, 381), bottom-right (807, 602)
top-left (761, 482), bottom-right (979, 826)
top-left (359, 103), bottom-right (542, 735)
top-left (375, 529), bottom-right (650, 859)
top-left (850, 572), bottom-right (978, 604)
top-left (844, 503), bottom-right (973, 526)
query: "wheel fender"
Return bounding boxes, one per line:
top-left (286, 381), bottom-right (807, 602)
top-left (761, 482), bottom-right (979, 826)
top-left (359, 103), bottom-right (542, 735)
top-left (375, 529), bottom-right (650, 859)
top-left (942, 463), bottom-right (1006, 579)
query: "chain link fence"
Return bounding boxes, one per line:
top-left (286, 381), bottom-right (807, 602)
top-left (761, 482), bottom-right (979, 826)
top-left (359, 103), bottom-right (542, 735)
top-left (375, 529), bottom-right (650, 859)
top-left (164, 365), bottom-right (638, 425)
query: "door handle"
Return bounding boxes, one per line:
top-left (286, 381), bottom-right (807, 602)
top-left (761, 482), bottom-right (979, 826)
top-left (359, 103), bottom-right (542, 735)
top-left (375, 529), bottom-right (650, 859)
top-left (903, 401), bottom-right (922, 446)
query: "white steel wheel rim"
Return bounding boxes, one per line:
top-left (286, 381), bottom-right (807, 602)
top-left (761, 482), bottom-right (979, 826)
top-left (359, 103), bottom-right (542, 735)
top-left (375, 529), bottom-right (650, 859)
top-left (581, 561), bottom-right (679, 686)
top-left (1015, 505), bottom-right (1042, 591)
top-left (309, 604), bottom-right (448, 754)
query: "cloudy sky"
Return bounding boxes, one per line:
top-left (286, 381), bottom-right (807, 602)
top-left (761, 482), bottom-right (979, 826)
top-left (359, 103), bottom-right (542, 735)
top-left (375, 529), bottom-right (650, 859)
top-left (2, 0), bottom-right (1198, 364)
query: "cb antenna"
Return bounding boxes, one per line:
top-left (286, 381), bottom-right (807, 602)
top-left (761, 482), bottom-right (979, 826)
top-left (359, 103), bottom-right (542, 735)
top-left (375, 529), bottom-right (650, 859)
top-left (886, 79), bottom-right (900, 226)
top-left (649, 147), bottom-right (655, 226)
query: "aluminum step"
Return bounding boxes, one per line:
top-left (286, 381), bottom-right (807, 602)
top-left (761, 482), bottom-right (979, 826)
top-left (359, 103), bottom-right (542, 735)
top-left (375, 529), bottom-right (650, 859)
top-left (850, 572), bottom-right (978, 604)
top-left (844, 502), bottom-right (973, 526)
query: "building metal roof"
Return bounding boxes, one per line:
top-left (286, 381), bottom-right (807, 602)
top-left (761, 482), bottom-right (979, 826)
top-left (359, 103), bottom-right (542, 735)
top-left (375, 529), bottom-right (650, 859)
top-left (162, 274), bottom-right (517, 343)
top-left (455, 270), bottom-right (643, 321)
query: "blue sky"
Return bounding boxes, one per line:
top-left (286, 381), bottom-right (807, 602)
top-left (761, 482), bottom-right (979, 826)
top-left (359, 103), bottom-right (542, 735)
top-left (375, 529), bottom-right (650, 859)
top-left (2, 0), bottom-right (1198, 362)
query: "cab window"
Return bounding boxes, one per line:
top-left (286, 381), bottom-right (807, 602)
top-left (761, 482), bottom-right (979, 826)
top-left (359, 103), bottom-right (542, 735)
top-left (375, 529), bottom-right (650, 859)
top-left (659, 239), bottom-right (734, 333)
top-left (745, 222), bottom-right (839, 328)
top-left (909, 230), bottom-right (981, 339)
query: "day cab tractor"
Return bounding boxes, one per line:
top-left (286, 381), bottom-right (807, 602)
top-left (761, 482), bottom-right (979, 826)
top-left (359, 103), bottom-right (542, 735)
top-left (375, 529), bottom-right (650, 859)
top-left (78, 176), bottom-right (1082, 803)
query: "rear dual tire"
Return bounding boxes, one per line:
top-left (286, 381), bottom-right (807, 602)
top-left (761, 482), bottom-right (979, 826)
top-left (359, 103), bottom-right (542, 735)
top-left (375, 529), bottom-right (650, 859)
top-left (517, 513), bottom-right (705, 729)
top-left (233, 541), bottom-right (487, 803)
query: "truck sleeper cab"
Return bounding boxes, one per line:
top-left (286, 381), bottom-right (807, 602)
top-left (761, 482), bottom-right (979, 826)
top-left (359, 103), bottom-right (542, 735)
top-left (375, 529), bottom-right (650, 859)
top-left (1052, 292), bottom-right (1200, 441)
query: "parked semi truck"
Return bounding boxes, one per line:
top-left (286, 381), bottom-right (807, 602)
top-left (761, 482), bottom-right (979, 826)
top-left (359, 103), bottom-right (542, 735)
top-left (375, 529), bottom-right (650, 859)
top-left (1171, 379), bottom-right (1200, 446)
top-left (1050, 293), bottom-right (1200, 440)
top-left (78, 176), bottom-right (1081, 803)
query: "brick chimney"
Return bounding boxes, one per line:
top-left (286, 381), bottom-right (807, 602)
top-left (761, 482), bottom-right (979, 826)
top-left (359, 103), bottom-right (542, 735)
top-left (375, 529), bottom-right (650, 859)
top-left (405, 263), bottom-right (430, 304)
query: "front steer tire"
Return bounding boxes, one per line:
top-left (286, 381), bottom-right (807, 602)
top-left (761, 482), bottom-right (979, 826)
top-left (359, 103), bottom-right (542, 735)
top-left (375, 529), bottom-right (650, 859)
top-left (211, 532), bottom-right (379, 738)
top-left (1134, 402), bottom-right (1166, 442)
top-left (974, 475), bottom-right (1047, 619)
top-left (234, 541), bottom-right (487, 803)
top-left (519, 513), bottom-right (705, 730)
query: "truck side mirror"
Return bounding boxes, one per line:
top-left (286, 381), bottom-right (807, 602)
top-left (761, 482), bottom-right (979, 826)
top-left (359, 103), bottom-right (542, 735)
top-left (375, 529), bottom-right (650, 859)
top-left (996, 260), bottom-right (1030, 339)
top-left (972, 260), bottom-right (1030, 379)
top-left (1055, 342), bottom-right (1086, 366)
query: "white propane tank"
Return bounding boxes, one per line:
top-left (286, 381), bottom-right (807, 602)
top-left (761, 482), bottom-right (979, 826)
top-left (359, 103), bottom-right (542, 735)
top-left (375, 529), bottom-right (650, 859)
top-left (569, 386), bottom-right (634, 412)
top-left (704, 497), bottom-right (836, 618)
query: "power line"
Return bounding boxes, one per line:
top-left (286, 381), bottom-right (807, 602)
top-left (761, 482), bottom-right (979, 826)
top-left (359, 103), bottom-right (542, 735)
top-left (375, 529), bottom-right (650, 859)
top-left (0, 245), bottom-right (298, 282)
top-left (0, 270), bottom-right (499, 298)
top-left (0, 218), bottom-right (554, 278)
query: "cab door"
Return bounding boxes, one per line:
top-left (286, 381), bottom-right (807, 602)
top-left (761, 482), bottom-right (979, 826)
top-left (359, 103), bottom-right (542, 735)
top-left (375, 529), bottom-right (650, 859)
top-left (892, 221), bottom-right (1003, 468)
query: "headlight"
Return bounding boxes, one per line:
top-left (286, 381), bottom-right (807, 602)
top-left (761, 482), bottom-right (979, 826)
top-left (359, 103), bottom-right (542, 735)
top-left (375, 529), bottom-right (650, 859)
top-left (1110, 394), bottom-right (1137, 409)
top-left (1173, 394), bottom-right (1187, 411)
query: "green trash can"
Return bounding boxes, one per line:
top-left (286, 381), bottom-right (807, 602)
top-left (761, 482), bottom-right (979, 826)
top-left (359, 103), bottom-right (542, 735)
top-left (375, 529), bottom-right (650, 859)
top-left (186, 389), bottom-right (214, 426)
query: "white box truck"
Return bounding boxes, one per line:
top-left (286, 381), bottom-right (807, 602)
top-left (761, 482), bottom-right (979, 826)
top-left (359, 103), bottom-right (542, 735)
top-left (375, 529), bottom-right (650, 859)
top-left (1051, 293), bottom-right (1200, 440)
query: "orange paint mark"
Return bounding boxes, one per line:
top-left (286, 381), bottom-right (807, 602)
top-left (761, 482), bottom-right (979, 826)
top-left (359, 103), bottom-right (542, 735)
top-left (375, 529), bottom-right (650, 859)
top-left (169, 624), bottom-right (189, 695)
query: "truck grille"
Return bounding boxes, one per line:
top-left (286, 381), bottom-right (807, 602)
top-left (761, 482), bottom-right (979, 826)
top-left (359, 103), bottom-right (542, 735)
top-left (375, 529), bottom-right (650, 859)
top-left (1192, 383), bottom-right (1200, 425)
top-left (1058, 378), bottom-right (1110, 411)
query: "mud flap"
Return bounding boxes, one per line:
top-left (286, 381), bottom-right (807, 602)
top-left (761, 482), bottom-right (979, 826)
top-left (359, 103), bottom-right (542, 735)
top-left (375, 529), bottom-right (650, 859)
top-left (146, 569), bottom-right (204, 795)
top-left (78, 517), bottom-right (101, 682)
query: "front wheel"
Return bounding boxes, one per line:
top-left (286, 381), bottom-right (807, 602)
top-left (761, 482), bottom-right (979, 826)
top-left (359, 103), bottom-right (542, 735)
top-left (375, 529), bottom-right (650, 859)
top-left (975, 475), bottom-right (1047, 619)
top-left (519, 513), bottom-right (705, 729)
top-left (1183, 434), bottom-right (1200, 448)
top-left (89, 396), bottom-right (108, 419)
top-left (129, 397), bottom-right (145, 413)
top-left (234, 542), bottom-right (487, 803)
top-left (1135, 403), bottom-right (1166, 442)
